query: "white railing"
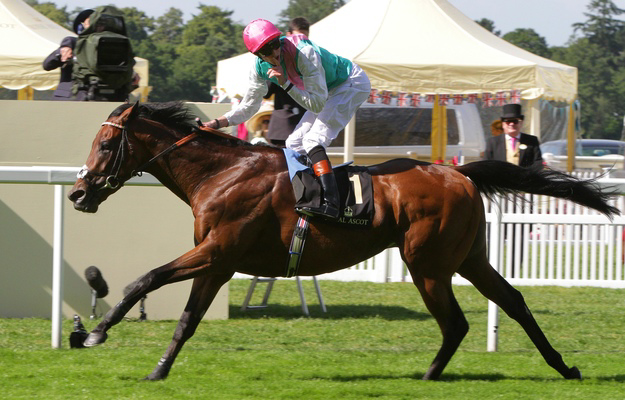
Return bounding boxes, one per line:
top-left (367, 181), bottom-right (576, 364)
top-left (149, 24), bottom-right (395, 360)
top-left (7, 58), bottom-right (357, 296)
top-left (0, 166), bottom-right (161, 349)
top-left (238, 183), bottom-right (625, 288)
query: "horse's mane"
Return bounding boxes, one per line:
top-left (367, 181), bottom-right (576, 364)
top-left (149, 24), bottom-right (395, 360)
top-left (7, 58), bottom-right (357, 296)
top-left (109, 102), bottom-right (248, 146)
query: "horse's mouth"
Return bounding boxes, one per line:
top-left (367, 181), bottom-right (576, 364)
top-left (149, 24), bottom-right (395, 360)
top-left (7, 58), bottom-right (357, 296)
top-left (67, 185), bottom-right (100, 213)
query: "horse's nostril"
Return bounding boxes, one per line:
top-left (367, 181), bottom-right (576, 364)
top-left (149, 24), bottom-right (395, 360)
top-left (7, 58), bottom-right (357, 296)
top-left (68, 188), bottom-right (85, 202)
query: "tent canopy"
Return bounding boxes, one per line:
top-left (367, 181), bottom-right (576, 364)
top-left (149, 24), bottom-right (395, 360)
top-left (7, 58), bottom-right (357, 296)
top-left (217, 0), bottom-right (576, 103)
top-left (0, 0), bottom-right (148, 91)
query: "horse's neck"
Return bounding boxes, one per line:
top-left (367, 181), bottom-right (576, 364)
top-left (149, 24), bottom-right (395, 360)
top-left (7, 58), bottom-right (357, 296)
top-left (137, 123), bottom-right (251, 204)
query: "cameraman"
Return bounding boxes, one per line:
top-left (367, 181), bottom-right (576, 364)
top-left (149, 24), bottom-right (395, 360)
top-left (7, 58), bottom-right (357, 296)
top-left (43, 8), bottom-right (139, 101)
top-left (43, 9), bottom-right (94, 101)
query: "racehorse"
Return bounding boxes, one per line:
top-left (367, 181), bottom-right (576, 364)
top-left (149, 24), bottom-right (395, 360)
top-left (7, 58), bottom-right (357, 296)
top-left (68, 101), bottom-right (618, 381)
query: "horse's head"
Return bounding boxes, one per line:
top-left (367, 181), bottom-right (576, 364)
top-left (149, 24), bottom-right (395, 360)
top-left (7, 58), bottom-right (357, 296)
top-left (68, 102), bottom-right (143, 213)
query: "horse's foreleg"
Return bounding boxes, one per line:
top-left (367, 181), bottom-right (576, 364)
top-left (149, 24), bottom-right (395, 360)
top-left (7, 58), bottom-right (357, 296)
top-left (84, 242), bottom-right (218, 347)
top-left (145, 272), bottom-right (232, 381)
top-left (458, 254), bottom-right (581, 380)
top-left (412, 275), bottom-right (469, 380)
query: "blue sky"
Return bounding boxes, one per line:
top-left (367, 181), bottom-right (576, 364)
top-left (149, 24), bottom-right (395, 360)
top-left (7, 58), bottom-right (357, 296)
top-left (55, 0), bottom-right (625, 47)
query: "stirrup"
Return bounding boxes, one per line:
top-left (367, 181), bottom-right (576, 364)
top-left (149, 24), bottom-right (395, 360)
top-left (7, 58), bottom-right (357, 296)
top-left (296, 203), bottom-right (340, 220)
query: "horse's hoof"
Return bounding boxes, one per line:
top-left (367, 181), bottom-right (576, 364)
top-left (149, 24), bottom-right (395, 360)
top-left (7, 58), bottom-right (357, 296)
top-left (566, 366), bottom-right (582, 380)
top-left (83, 331), bottom-right (108, 347)
top-left (144, 372), bottom-right (167, 381)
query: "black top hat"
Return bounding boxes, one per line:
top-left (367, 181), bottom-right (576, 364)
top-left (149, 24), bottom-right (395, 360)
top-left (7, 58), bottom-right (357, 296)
top-left (501, 104), bottom-right (524, 120)
top-left (73, 9), bottom-right (94, 34)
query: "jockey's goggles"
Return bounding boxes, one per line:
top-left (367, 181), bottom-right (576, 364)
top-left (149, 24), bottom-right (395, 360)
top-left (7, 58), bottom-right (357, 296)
top-left (255, 38), bottom-right (281, 57)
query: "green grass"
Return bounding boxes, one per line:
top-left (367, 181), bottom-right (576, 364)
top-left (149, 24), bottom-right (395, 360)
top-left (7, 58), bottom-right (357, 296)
top-left (1, 280), bottom-right (624, 399)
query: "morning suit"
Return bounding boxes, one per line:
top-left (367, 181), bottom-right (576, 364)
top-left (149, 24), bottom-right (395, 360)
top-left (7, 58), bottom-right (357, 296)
top-left (483, 132), bottom-right (543, 167)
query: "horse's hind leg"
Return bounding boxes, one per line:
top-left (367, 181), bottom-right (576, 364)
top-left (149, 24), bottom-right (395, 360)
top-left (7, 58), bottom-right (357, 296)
top-left (145, 272), bottom-right (232, 381)
top-left (411, 274), bottom-right (469, 380)
top-left (458, 252), bottom-right (581, 379)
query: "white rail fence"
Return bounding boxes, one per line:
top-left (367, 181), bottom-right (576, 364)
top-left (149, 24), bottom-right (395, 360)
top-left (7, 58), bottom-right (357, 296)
top-left (300, 187), bottom-right (625, 288)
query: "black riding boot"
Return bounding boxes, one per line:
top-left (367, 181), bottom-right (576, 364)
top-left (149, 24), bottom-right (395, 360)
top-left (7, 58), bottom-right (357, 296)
top-left (297, 146), bottom-right (340, 219)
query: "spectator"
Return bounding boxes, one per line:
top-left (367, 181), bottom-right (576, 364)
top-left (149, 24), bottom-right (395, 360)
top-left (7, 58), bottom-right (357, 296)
top-left (490, 119), bottom-right (503, 136)
top-left (43, 7), bottom-right (139, 102)
top-left (484, 104), bottom-right (543, 168)
top-left (42, 9), bottom-right (93, 100)
top-left (483, 103), bottom-right (543, 277)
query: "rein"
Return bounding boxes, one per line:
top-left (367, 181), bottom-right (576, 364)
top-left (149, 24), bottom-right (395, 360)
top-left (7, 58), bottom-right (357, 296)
top-left (78, 120), bottom-right (229, 190)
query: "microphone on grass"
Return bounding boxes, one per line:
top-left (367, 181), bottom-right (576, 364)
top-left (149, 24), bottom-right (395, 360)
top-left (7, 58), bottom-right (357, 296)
top-left (85, 266), bottom-right (108, 320)
top-left (85, 265), bottom-right (109, 298)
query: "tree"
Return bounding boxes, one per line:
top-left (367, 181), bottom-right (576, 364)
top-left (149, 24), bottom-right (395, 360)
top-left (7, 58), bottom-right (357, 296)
top-left (165, 6), bottom-right (245, 102)
top-left (573, 0), bottom-right (625, 55)
top-left (136, 8), bottom-right (185, 101)
top-left (277, 0), bottom-right (345, 29)
top-left (552, 0), bottom-right (625, 139)
top-left (119, 7), bottom-right (155, 51)
top-left (503, 28), bottom-right (551, 58)
top-left (475, 18), bottom-right (500, 36)
top-left (26, 0), bottom-right (71, 29)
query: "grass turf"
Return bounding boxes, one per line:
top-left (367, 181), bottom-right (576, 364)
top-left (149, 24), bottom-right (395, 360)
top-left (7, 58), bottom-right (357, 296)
top-left (0, 280), bottom-right (624, 399)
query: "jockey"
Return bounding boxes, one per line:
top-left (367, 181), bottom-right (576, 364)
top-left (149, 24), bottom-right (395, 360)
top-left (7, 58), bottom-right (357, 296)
top-left (204, 19), bottom-right (371, 219)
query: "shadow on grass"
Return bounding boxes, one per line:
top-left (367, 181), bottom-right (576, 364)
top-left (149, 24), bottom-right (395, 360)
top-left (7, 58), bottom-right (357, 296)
top-left (595, 374), bottom-right (625, 382)
top-left (309, 372), bottom-right (583, 382)
top-left (229, 304), bottom-right (431, 321)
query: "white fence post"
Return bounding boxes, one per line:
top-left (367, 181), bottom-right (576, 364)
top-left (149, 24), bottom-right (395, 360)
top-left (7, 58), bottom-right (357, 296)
top-left (487, 195), bottom-right (502, 352)
top-left (51, 185), bottom-right (64, 349)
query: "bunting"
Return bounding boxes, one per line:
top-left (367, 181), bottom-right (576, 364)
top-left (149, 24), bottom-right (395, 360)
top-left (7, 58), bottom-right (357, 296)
top-left (367, 89), bottom-right (379, 104)
top-left (381, 90), bottom-right (392, 105)
top-left (410, 93), bottom-right (421, 107)
top-left (364, 89), bottom-right (523, 108)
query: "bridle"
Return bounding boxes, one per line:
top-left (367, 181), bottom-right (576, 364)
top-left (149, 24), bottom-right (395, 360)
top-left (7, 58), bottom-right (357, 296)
top-left (77, 119), bottom-right (209, 191)
top-left (77, 121), bottom-right (131, 191)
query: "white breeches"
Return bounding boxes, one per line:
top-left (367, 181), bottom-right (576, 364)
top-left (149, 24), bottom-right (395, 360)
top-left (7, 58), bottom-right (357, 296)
top-left (285, 63), bottom-right (371, 155)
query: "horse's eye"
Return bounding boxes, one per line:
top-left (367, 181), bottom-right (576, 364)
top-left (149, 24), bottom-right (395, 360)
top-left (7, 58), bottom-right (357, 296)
top-left (100, 141), bottom-right (112, 152)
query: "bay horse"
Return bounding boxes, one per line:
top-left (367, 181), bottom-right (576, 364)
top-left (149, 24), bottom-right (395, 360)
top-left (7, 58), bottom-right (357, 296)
top-left (68, 101), bottom-right (618, 381)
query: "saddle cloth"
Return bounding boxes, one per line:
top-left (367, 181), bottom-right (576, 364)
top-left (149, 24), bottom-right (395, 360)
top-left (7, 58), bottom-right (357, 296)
top-left (282, 149), bottom-right (374, 228)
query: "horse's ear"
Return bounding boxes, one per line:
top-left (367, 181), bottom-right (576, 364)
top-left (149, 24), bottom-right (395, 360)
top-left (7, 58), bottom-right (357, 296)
top-left (126, 101), bottom-right (141, 123)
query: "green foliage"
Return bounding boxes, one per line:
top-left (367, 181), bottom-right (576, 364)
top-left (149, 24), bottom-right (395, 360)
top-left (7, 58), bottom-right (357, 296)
top-left (475, 18), bottom-right (501, 36)
top-left (159, 5), bottom-right (245, 102)
top-left (503, 28), bottom-right (552, 58)
top-left (277, 0), bottom-right (346, 29)
top-left (552, 1), bottom-right (625, 139)
top-left (573, 0), bottom-right (625, 55)
top-left (1, 281), bottom-right (624, 398)
top-left (28, 1), bottom-right (71, 30)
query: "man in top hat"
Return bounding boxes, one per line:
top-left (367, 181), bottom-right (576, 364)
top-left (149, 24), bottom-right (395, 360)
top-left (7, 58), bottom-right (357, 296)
top-left (483, 103), bottom-right (543, 168)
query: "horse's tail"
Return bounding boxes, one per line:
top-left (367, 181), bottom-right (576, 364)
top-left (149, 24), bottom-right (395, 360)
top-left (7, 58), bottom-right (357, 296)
top-left (455, 160), bottom-right (620, 219)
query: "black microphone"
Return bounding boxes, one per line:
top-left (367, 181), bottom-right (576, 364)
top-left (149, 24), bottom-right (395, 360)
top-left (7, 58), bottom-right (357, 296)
top-left (85, 266), bottom-right (109, 298)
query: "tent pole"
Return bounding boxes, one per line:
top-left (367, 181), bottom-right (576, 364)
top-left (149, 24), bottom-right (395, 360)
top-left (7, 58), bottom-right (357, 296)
top-left (527, 99), bottom-right (541, 140)
top-left (566, 102), bottom-right (576, 172)
top-left (17, 87), bottom-right (34, 100)
top-left (431, 95), bottom-right (441, 163)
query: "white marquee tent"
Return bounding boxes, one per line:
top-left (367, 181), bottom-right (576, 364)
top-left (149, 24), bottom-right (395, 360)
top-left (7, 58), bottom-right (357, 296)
top-left (217, 0), bottom-right (578, 166)
top-left (0, 0), bottom-right (149, 97)
top-left (217, 0), bottom-right (576, 102)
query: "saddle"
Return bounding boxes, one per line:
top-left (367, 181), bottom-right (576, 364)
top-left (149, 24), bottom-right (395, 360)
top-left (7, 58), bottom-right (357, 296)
top-left (282, 149), bottom-right (374, 228)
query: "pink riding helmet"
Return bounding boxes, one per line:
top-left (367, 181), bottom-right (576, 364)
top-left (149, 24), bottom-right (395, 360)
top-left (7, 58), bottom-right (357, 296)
top-left (243, 19), bottom-right (281, 53)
